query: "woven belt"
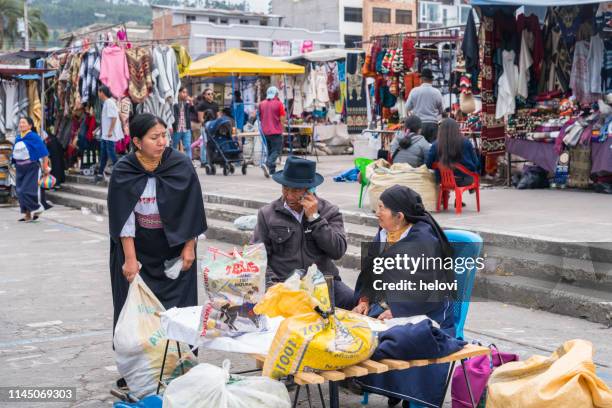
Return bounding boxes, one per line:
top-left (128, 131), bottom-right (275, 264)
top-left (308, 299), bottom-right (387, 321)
top-left (136, 212), bottom-right (163, 229)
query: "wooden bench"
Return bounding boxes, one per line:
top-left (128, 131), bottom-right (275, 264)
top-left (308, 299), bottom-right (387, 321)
top-left (250, 343), bottom-right (490, 408)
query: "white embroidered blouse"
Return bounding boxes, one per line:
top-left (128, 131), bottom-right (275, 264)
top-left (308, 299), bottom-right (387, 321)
top-left (120, 177), bottom-right (159, 237)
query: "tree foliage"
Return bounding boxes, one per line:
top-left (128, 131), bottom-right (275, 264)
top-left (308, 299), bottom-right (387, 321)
top-left (0, 0), bottom-right (49, 49)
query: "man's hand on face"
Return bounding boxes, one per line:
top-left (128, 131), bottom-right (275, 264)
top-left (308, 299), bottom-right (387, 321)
top-left (300, 192), bottom-right (318, 219)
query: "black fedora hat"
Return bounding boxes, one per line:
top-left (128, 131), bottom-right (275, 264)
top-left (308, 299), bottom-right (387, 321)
top-left (272, 156), bottom-right (324, 188)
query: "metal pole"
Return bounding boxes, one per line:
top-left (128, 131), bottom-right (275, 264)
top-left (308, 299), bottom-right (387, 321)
top-left (40, 72), bottom-right (45, 133)
top-left (24, 0), bottom-right (30, 51)
top-left (283, 74), bottom-right (292, 155)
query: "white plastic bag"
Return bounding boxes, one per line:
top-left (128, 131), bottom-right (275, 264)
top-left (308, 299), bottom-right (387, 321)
top-left (164, 257), bottom-right (183, 280)
top-left (233, 215), bottom-right (258, 231)
top-left (113, 275), bottom-right (197, 399)
top-left (163, 360), bottom-right (291, 408)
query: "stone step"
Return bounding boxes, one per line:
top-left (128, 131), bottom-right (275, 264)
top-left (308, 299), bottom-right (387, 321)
top-left (46, 188), bottom-right (612, 325)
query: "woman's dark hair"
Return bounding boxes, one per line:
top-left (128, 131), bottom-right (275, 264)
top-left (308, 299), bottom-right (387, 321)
top-left (404, 115), bottom-right (422, 133)
top-left (222, 107), bottom-right (233, 118)
top-left (436, 118), bottom-right (464, 167)
top-left (129, 113), bottom-right (167, 140)
top-left (98, 84), bottom-right (112, 98)
top-left (204, 109), bottom-right (215, 122)
top-left (179, 86), bottom-right (187, 93)
top-left (19, 116), bottom-right (37, 134)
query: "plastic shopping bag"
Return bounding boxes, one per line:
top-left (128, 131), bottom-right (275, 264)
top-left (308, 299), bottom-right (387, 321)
top-left (113, 276), bottom-right (197, 399)
top-left (163, 360), bottom-right (291, 408)
top-left (255, 265), bottom-right (377, 379)
top-left (202, 244), bottom-right (267, 337)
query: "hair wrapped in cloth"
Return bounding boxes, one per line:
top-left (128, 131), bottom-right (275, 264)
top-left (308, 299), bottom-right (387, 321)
top-left (380, 185), bottom-right (453, 262)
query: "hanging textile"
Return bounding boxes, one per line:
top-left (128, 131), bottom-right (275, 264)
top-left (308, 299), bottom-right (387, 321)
top-left (69, 52), bottom-right (84, 113)
top-left (171, 44), bottom-right (192, 77)
top-left (335, 60), bottom-right (346, 115)
top-left (16, 81), bottom-right (29, 122)
top-left (99, 45), bottom-right (130, 99)
top-left (325, 62), bottom-right (340, 103)
top-left (152, 46), bottom-right (180, 104)
top-left (587, 34), bottom-right (604, 94)
top-left (462, 10), bottom-right (480, 91)
top-left (125, 47), bottom-right (153, 103)
top-left (570, 40), bottom-right (597, 105)
top-left (137, 88), bottom-right (174, 129)
top-left (496, 50), bottom-right (519, 119)
top-left (27, 81), bottom-right (42, 131)
top-left (3, 80), bottom-right (18, 130)
top-left (0, 83), bottom-right (5, 135)
top-left (79, 48), bottom-right (101, 105)
top-left (479, 15), bottom-right (506, 174)
top-left (346, 53), bottom-right (368, 133)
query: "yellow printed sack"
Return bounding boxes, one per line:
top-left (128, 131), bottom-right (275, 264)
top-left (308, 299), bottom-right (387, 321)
top-left (254, 266), bottom-right (377, 379)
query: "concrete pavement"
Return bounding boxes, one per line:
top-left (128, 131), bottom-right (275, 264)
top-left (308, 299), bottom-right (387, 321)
top-left (0, 205), bottom-right (610, 407)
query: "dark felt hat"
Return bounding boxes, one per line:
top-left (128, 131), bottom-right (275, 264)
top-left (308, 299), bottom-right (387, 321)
top-left (272, 156), bottom-right (324, 188)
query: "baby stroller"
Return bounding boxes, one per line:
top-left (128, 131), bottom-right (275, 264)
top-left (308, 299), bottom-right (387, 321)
top-left (203, 116), bottom-right (247, 176)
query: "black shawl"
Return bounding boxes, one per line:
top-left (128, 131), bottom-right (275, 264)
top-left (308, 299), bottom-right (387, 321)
top-left (108, 147), bottom-right (207, 246)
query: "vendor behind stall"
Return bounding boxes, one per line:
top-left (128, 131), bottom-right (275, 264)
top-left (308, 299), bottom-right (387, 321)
top-left (405, 69), bottom-right (444, 143)
top-left (252, 156), bottom-right (355, 310)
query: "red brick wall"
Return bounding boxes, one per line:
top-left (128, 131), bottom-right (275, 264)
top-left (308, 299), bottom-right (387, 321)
top-left (363, 0), bottom-right (418, 42)
top-left (152, 11), bottom-right (190, 48)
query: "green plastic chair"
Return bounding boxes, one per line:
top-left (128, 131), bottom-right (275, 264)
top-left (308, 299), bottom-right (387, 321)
top-left (355, 157), bottom-right (374, 208)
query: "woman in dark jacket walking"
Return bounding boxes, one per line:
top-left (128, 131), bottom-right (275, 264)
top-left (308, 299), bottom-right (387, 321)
top-left (426, 118), bottom-right (480, 185)
top-left (353, 185), bottom-right (455, 408)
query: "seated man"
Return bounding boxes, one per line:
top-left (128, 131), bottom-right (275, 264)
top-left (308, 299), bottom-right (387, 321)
top-left (253, 156), bottom-right (355, 310)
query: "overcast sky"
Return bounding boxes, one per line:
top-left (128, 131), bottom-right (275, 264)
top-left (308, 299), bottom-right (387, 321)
top-left (233, 0), bottom-right (269, 13)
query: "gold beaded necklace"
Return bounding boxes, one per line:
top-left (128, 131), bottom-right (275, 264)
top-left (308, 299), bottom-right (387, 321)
top-left (135, 150), bottom-right (161, 172)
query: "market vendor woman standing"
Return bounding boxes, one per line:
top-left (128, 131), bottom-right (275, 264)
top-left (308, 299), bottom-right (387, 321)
top-left (12, 117), bottom-right (50, 222)
top-left (107, 113), bottom-right (207, 331)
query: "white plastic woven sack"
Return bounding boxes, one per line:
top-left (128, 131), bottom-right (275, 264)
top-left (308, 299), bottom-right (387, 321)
top-left (163, 360), bottom-right (291, 408)
top-left (113, 276), bottom-right (197, 399)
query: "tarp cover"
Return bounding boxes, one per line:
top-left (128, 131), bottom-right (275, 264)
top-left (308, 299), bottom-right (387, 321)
top-left (185, 48), bottom-right (305, 77)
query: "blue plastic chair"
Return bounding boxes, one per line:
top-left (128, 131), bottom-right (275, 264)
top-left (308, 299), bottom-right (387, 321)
top-left (444, 229), bottom-right (483, 340)
top-left (360, 229), bottom-right (482, 406)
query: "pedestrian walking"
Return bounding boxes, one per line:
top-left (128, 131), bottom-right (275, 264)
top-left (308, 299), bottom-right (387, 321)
top-left (96, 85), bottom-right (124, 181)
top-left (258, 86), bottom-right (286, 177)
top-left (172, 86), bottom-right (193, 159)
top-left (12, 116), bottom-right (50, 222)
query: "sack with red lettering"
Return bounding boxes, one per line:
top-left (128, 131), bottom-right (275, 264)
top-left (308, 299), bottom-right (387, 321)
top-left (202, 244), bottom-right (268, 337)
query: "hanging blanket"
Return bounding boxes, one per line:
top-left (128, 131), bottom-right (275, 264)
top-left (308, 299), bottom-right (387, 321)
top-left (126, 47), bottom-right (153, 103)
top-left (346, 53), bottom-right (368, 133)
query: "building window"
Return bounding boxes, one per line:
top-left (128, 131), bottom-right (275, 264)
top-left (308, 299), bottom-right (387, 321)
top-left (260, 19), bottom-right (268, 26)
top-left (209, 17), bottom-right (217, 23)
top-left (396, 9), bottom-right (412, 25)
top-left (420, 2), bottom-right (442, 24)
top-left (240, 19), bottom-right (249, 24)
top-left (220, 18), bottom-right (228, 24)
top-left (460, 6), bottom-right (472, 24)
top-left (207, 38), bottom-right (226, 53)
top-left (344, 35), bottom-right (362, 49)
top-left (344, 7), bottom-right (362, 23)
top-left (240, 40), bottom-right (258, 53)
top-left (373, 7), bottom-right (391, 24)
top-left (186, 15), bottom-right (196, 22)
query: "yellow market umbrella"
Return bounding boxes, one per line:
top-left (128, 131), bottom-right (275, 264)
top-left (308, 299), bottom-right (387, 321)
top-left (185, 48), bottom-right (305, 77)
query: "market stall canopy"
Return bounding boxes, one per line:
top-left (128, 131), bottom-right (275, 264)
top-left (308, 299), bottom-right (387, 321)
top-left (281, 48), bottom-right (363, 63)
top-left (470, 0), bottom-right (607, 5)
top-left (185, 48), bottom-right (305, 77)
